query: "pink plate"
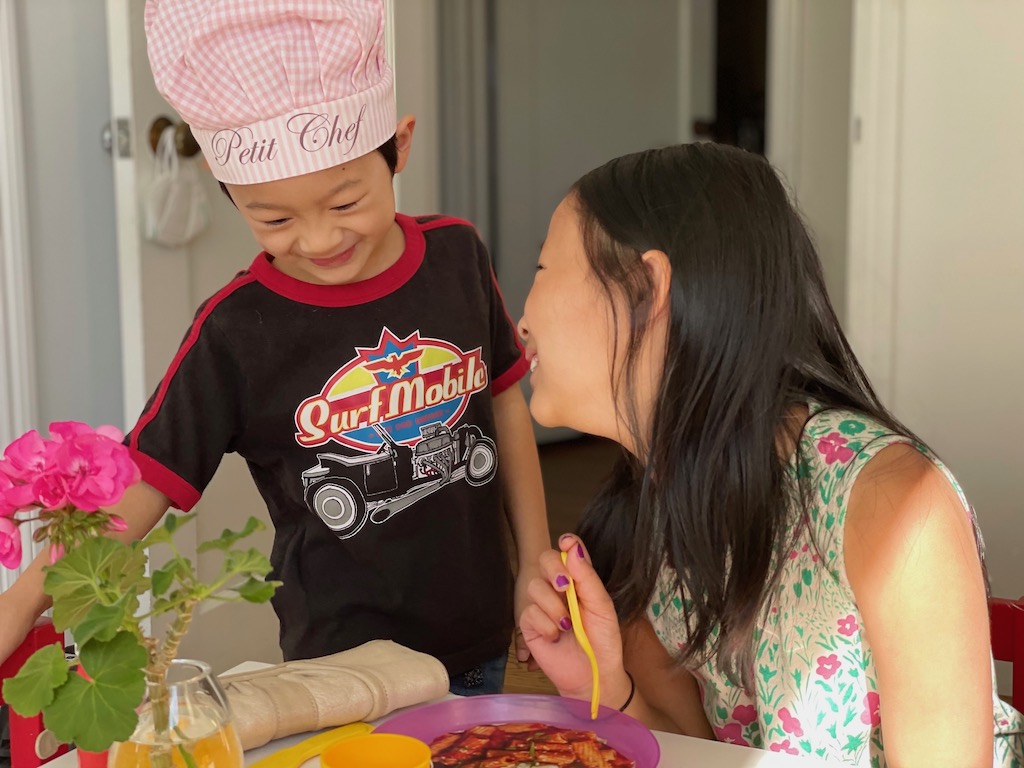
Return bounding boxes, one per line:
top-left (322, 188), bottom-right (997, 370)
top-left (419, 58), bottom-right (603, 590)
top-left (375, 693), bottom-right (660, 767)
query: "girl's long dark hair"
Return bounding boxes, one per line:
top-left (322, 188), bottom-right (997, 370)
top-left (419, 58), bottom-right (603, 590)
top-left (573, 143), bottom-right (919, 688)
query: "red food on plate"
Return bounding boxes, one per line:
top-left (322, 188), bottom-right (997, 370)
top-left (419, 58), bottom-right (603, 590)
top-left (429, 722), bottom-right (636, 767)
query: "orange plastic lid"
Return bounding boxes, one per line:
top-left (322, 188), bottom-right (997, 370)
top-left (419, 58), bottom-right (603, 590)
top-left (321, 733), bottom-right (432, 768)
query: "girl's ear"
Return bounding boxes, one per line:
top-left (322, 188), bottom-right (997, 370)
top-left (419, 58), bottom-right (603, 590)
top-left (394, 115), bottom-right (417, 174)
top-left (641, 249), bottom-right (672, 319)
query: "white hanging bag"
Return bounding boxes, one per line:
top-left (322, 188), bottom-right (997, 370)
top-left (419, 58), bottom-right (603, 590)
top-left (143, 124), bottom-right (209, 247)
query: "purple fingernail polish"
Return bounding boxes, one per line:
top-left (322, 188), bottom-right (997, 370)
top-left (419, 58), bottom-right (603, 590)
top-left (559, 616), bottom-right (572, 631)
top-left (555, 574), bottom-right (569, 588)
top-left (576, 543), bottom-right (585, 558)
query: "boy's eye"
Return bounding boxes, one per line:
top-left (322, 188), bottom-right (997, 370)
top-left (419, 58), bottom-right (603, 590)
top-left (332, 201), bottom-right (357, 212)
top-left (535, 262), bottom-right (545, 271)
top-left (262, 218), bottom-right (290, 227)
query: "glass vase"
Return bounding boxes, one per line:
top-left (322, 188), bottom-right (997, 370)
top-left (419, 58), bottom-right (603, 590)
top-left (108, 659), bottom-right (243, 768)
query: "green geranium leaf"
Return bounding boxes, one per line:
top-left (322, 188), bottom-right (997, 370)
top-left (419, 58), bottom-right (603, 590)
top-left (198, 516), bottom-right (264, 553)
top-left (73, 591), bottom-right (138, 646)
top-left (45, 632), bottom-right (147, 752)
top-left (2, 644), bottom-right (68, 717)
top-left (151, 563), bottom-right (176, 597)
top-left (141, 512), bottom-right (197, 549)
top-left (236, 577), bottom-right (278, 604)
top-left (44, 537), bottom-right (146, 632)
top-left (224, 547), bottom-right (272, 578)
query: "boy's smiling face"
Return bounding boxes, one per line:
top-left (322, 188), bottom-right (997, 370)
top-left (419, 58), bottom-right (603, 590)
top-left (225, 117), bottom-right (414, 286)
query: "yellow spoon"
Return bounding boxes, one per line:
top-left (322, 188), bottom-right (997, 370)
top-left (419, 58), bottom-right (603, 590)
top-left (561, 550), bottom-right (600, 719)
top-left (247, 722), bottom-right (374, 768)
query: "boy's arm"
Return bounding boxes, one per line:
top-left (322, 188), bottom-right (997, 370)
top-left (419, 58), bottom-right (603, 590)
top-left (492, 385), bottom-right (551, 663)
top-left (0, 480), bottom-right (171, 666)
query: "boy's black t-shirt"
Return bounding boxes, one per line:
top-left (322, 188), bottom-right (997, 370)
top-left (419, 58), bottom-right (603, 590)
top-left (128, 214), bottom-right (529, 674)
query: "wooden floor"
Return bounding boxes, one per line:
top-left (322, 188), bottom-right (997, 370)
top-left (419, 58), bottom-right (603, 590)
top-left (503, 436), bottom-right (621, 695)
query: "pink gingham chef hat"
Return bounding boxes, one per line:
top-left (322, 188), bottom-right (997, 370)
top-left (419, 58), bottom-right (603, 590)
top-left (145, 0), bottom-right (396, 185)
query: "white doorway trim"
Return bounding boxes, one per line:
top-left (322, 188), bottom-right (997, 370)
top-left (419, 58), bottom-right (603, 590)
top-left (0, 0), bottom-right (40, 587)
top-left (845, 0), bottom-right (904, 404)
top-left (765, 0), bottom-right (805, 189)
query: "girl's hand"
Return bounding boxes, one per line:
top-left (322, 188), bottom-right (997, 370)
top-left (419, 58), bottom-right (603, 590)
top-left (520, 534), bottom-right (631, 707)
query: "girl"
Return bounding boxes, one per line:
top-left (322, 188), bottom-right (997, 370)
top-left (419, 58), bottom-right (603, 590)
top-left (518, 142), bottom-right (1023, 766)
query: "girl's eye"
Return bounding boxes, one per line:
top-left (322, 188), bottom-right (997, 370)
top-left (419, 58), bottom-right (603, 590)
top-left (535, 263), bottom-right (545, 271)
top-left (333, 202), bottom-right (357, 212)
top-left (263, 218), bottom-right (290, 227)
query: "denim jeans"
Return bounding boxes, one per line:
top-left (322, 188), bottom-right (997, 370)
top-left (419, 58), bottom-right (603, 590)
top-left (448, 653), bottom-right (507, 697)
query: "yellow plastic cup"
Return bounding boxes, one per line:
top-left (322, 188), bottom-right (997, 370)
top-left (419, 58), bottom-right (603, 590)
top-left (321, 733), bottom-right (432, 768)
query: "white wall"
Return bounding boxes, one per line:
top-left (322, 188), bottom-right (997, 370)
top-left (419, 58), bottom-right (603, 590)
top-left (847, 0), bottom-right (1024, 689)
top-left (394, 0), bottom-right (440, 216)
top-left (16, 0), bottom-right (123, 429)
top-left (768, 0), bottom-right (854, 322)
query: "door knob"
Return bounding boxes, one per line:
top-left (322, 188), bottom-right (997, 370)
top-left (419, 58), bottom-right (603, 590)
top-left (148, 115), bottom-right (201, 158)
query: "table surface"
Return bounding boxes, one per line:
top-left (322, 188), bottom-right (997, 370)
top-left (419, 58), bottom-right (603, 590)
top-left (46, 660), bottom-right (845, 767)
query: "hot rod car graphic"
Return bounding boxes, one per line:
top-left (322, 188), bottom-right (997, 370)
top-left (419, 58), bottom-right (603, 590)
top-left (301, 421), bottom-right (498, 539)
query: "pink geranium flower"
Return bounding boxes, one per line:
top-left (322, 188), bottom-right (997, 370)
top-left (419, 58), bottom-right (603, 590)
top-left (861, 691), bottom-right (881, 726)
top-left (816, 653), bottom-right (841, 679)
top-left (0, 517), bottom-right (23, 569)
top-left (0, 472), bottom-right (35, 517)
top-left (714, 722), bottom-right (749, 747)
top-left (50, 430), bottom-right (140, 512)
top-left (1, 430), bottom-right (57, 481)
top-left (778, 707), bottom-right (804, 737)
top-left (731, 704), bottom-right (757, 726)
top-left (770, 739), bottom-right (800, 755)
top-left (837, 614), bottom-right (859, 636)
top-left (817, 432), bottom-right (855, 465)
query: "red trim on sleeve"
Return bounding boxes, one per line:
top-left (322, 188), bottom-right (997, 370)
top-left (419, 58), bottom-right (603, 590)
top-left (491, 353), bottom-right (530, 396)
top-left (128, 273), bottom-right (256, 505)
top-left (130, 449), bottom-right (201, 512)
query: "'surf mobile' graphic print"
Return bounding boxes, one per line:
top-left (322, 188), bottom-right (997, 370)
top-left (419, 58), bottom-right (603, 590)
top-left (296, 327), bottom-right (498, 539)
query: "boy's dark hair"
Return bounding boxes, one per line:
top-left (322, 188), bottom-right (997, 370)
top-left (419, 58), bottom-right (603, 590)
top-left (571, 142), bottom-right (926, 690)
top-left (217, 134), bottom-right (399, 203)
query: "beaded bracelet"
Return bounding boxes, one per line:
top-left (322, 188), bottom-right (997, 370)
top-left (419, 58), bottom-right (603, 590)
top-left (618, 670), bottom-right (636, 712)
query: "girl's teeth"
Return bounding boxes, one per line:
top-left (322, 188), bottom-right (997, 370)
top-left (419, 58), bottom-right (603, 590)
top-left (530, 357), bottom-right (539, 372)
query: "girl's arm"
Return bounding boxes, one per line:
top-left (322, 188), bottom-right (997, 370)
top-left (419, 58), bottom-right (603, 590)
top-left (845, 443), bottom-right (993, 768)
top-left (492, 385), bottom-right (551, 661)
top-left (621, 617), bottom-right (715, 738)
top-left (0, 481), bottom-right (171, 666)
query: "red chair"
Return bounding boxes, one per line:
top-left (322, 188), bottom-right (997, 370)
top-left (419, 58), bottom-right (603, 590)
top-left (990, 596), bottom-right (1024, 709)
top-left (0, 619), bottom-right (70, 767)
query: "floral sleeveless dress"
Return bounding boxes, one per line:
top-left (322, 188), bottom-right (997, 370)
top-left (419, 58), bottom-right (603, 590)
top-left (647, 405), bottom-right (1024, 766)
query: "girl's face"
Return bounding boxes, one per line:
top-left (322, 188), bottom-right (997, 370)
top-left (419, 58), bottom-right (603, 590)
top-left (518, 199), bottom-right (625, 443)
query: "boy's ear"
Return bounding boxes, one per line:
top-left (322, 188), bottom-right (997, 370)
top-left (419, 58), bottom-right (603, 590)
top-left (394, 115), bottom-right (416, 174)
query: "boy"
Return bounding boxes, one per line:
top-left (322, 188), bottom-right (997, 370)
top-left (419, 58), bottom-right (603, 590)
top-left (0, 0), bottom-right (548, 696)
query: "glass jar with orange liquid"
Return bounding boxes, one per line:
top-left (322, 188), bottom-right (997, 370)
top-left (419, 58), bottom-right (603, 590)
top-left (108, 659), bottom-right (243, 768)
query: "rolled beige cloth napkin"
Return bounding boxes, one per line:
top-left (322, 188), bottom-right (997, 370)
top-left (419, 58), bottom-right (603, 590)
top-left (218, 640), bottom-right (450, 750)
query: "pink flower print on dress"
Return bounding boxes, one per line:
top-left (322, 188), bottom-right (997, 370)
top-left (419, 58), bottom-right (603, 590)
top-left (861, 691), bottom-right (881, 726)
top-left (837, 613), bottom-right (859, 636)
top-left (817, 432), bottom-right (856, 465)
top-left (714, 722), bottom-right (749, 747)
top-left (816, 653), bottom-right (841, 679)
top-left (0, 516), bottom-right (22, 569)
top-left (732, 704), bottom-right (757, 726)
top-left (770, 739), bottom-right (800, 755)
top-left (778, 707), bottom-right (804, 737)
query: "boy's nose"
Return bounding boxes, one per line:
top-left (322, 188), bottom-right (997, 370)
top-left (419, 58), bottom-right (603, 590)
top-left (298, 224), bottom-right (343, 258)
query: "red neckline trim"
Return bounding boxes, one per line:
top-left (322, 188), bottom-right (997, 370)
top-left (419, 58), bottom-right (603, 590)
top-left (248, 213), bottom-right (425, 307)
